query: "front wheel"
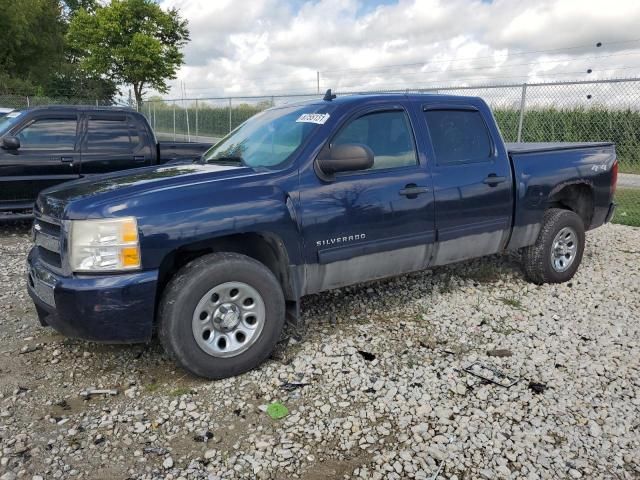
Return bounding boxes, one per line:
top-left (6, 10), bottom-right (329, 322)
top-left (158, 252), bottom-right (285, 379)
top-left (522, 208), bottom-right (585, 284)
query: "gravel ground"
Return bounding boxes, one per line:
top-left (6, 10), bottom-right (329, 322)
top-left (0, 222), bottom-right (638, 480)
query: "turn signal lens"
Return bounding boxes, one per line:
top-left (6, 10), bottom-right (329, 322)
top-left (121, 246), bottom-right (141, 267)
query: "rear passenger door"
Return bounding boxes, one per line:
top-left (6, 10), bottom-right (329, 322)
top-left (80, 113), bottom-right (153, 175)
top-left (423, 104), bottom-right (513, 265)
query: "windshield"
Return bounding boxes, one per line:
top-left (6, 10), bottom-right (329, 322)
top-left (202, 104), bottom-right (330, 169)
top-left (0, 110), bottom-right (23, 136)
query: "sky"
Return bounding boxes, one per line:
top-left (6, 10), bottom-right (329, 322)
top-left (157, 0), bottom-right (640, 99)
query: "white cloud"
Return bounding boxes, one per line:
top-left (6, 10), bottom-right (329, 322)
top-left (158, 0), bottom-right (640, 99)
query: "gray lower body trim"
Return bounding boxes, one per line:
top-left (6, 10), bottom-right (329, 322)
top-left (304, 243), bottom-right (433, 295)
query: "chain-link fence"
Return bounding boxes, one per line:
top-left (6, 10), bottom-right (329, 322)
top-left (0, 93), bottom-right (116, 109)
top-left (2, 80), bottom-right (638, 227)
top-left (143, 78), bottom-right (640, 227)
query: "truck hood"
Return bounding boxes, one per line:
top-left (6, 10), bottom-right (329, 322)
top-left (37, 163), bottom-right (249, 219)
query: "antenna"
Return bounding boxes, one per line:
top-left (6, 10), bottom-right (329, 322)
top-left (323, 89), bottom-right (337, 101)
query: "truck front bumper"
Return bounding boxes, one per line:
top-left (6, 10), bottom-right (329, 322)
top-left (27, 248), bottom-right (158, 343)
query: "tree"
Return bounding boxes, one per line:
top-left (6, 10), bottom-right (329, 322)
top-left (67, 0), bottom-right (189, 107)
top-left (0, 0), bottom-right (66, 94)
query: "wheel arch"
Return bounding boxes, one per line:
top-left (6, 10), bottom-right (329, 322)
top-left (547, 182), bottom-right (594, 229)
top-left (156, 231), bottom-right (299, 305)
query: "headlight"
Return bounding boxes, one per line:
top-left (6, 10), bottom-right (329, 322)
top-left (69, 217), bottom-right (141, 272)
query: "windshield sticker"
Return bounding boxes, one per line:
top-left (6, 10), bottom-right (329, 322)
top-left (296, 113), bottom-right (330, 125)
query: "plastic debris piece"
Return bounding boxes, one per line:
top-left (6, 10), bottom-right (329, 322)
top-left (430, 461), bottom-right (445, 480)
top-left (144, 447), bottom-right (169, 456)
top-left (528, 381), bottom-right (547, 394)
top-left (266, 402), bottom-right (289, 420)
top-left (486, 349), bottom-right (513, 357)
top-left (357, 350), bottom-right (376, 361)
top-left (462, 362), bottom-right (519, 388)
top-left (280, 382), bottom-right (310, 392)
top-left (80, 389), bottom-right (118, 398)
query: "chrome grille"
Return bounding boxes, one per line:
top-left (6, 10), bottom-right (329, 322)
top-left (33, 215), bottom-right (63, 270)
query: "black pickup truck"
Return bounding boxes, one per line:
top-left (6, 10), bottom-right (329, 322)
top-left (0, 106), bottom-right (211, 220)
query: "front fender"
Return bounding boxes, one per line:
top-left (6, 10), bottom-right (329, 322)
top-left (132, 182), bottom-right (302, 270)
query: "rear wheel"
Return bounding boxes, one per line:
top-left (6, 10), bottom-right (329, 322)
top-left (158, 252), bottom-right (285, 379)
top-left (522, 208), bottom-right (585, 284)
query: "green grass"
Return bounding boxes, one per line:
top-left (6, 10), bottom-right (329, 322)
top-left (168, 387), bottom-right (192, 397)
top-left (498, 295), bottom-right (526, 311)
top-left (494, 107), bottom-right (640, 174)
top-left (144, 383), bottom-right (160, 393)
top-left (613, 188), bottom-right (640, 227)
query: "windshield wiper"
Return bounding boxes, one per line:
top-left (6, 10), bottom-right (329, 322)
top-left (206, 155), bottom-right (245, 166)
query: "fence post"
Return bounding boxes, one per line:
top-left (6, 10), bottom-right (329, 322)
top-left (26, 96), bottom-right (30, 107)
top-left (153, 102), bottom-right (156, 131)
top-left (195, 99), bottom-right (199, 142)
top-left (173, 102), bottom-right (176, 141)
top-left (228, 98), bottom-right (232, 133)
top-left (517, 83), bottom-right (527, 142)
top-left (185, 99), bottom-right (191, 142)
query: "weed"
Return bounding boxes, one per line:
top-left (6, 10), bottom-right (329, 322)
top-left (498, 296), bottom-right (524, 310)
top-left (168, 387), bottom-right (192, 397)
top-left (145, 383), bottom-right (160, 393)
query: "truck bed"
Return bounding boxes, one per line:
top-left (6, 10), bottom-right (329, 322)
top-left (506, 142), bottom-right (614, 154)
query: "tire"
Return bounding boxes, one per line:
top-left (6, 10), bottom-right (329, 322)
top-left (522, 208), bottom-right (585, 285)
top-left (158, 252), bottom-right (285, 379)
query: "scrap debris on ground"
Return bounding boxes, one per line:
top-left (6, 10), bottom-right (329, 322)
top-left (0, 222), bottom-right (638, 479)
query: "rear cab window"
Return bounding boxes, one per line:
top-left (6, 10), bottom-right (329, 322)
top-left (86, 114), bottom-right (149, 154)
top-left (424, 109), bottom-right (493, 165)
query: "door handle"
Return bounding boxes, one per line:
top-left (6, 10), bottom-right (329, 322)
top-left (399, 184), bottom-right (429, 198)
top-left (60, 156), bottom-right (74, 163)
top-left (483, 174), bottom-right (506, 186)
top-left (133, 155), bottom-right (146, 163)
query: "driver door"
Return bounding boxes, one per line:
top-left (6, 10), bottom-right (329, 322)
top-left (0, 114), bottom-right (81, 205)
top-left (299, 105), bottom-right (436, 294)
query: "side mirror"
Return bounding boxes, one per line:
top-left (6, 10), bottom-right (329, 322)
top-left (316, 143), bottom-right (374, 179)
top-left (2, 136), bottom-right (20, 150)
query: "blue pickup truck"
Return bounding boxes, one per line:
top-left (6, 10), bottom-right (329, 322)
top-left (26, 92), bottom-right (618, 379)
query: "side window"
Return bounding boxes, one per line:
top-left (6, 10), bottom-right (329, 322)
top-left (333, 110), bottom-right (417, 171)
top-left (15, 118), bottom-right (77, 149)
top-left (424, 109), bottom-right (492, 165)
top-left (87, 116), bottom-right (133, 151)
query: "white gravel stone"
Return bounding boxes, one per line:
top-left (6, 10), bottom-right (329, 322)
top-left (0, 223), bottom-right (638, 480)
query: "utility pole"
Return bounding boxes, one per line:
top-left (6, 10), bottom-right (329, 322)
top-left (317, 71), bottom-right (320, 94)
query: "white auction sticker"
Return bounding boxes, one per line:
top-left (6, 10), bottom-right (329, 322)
top-left (296, 113), bottom-right (330, 125)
